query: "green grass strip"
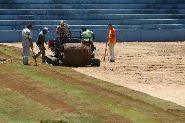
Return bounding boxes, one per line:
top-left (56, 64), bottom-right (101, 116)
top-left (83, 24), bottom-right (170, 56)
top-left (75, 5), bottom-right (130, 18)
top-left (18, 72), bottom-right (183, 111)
top-left (56, 67), bottom-right (185, 110)
top-left (1, 64), bottom-right (102, 123)
top-left (0, 85), bottom-right (62, 123)
top-left (0, 45), bottom-right (22, 59)
top-left (35, 65), bottom-right (185, 122)
top-left (9, 64), bottom-right (163, 123)
top-left (1, 45), bottom-right (185, 122)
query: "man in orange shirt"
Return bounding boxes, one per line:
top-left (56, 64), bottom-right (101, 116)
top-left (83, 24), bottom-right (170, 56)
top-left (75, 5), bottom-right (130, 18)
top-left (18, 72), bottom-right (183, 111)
top-left (107, 23), bottom-right (116, 62)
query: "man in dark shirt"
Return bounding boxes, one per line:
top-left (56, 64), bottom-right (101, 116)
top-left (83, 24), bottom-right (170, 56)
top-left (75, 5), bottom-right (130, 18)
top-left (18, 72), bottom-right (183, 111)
top-left (56, 20), bottom-right (70, 37)
top-left (33, 27), bottom-right (48, 62)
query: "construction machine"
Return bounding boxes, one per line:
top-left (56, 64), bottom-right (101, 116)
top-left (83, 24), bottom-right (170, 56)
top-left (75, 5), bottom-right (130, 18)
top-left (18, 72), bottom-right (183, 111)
top-left (46, 31), bottom-right (100, 67)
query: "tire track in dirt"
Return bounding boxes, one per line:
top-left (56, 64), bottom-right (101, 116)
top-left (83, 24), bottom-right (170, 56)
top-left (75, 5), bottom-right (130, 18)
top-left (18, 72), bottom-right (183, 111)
top-left (33, 65), bottom-right (185, 123)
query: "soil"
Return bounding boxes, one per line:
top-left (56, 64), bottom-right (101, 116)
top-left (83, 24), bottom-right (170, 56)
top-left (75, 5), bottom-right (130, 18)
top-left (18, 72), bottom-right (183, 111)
top-left (2, 41), bottom-right (185, 107)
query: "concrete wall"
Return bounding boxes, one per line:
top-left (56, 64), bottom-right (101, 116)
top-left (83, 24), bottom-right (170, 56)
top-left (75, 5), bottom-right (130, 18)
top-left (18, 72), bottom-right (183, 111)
top-left (1, 29), bottom-right (185, 43)
top-left (0, 0), bottom-right (185, 42)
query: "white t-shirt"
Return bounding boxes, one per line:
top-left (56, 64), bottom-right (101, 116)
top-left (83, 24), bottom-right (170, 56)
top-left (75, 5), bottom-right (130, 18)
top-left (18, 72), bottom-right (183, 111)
top-left (22, 28), bottom-right (32, 46)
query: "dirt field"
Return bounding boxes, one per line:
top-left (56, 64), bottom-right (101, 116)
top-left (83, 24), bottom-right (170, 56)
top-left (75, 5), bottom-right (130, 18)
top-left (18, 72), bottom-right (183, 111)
top-left (2, 41), bottom-right (185, 108)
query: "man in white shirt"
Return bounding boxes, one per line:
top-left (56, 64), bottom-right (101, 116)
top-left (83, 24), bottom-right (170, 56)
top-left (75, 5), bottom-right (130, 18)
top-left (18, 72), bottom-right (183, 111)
top-left (22, 23), bottom-right (33, 65)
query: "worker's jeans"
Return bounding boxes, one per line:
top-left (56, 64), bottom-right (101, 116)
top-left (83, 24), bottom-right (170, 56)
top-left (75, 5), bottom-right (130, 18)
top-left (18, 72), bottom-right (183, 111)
top-left (34, 45), bottom-right (45, 62)
top-left (22, 46), bottom-right (30, 64)
top-left (109, 43), bottom-right (115, 61)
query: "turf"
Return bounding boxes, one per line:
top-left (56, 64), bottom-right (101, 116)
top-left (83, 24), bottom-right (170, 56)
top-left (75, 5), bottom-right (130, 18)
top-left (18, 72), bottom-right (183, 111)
top-left (0, 44), bottom-right (185, 123)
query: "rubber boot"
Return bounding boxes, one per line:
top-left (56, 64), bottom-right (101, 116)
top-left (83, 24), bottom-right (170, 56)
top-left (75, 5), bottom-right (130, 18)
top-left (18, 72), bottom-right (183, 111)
top-left (23, 56), bottom-right (29, 65)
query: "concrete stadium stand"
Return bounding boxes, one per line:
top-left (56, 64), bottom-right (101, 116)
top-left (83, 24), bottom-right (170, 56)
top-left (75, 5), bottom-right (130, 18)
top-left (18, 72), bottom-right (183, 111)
top-left (0, 0), bottom-right (185, 42)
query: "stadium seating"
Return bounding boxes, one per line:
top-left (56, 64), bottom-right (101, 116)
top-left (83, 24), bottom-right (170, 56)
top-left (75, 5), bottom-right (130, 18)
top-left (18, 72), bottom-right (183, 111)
top-left (0, 0), bottom-right (185, 42)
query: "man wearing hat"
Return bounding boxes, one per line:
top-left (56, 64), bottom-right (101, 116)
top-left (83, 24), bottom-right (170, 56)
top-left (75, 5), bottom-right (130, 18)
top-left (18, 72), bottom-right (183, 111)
top-left (33, 27), bottom-right (49, 62)
top-left (22, 23), bottom-right (33, 65)
top-left (81, 27), bottom-right (96, 58)
top-left (81, 27), bottom-right (95, 45)
top-left (56, 20), bottom-right (70, 37)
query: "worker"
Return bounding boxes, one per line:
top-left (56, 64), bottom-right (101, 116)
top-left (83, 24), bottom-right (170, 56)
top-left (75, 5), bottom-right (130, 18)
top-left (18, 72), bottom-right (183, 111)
top-left (81, 27), bottom-right (95, 46)
top-left (22, 23), bottom-right (33, 65)
top-left (33, 27), bottom-right (49, 62)
top-left (56, 20), bottom-right (70, 37)
top-left (107, 23), bottom-right (116, 62)
top-left (81, 27), bottom-right (96, 58)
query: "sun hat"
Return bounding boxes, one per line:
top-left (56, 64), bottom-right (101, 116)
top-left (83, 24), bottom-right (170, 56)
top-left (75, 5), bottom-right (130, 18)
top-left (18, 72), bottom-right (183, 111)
top-left (27, 23), bottom-right (32, 28)
top-left (43, 27), bottom-right (49, 32)
top-left (108, 23), bottom-right (112, 26)
top-left (82, 27), bottom-right (87, 31)
top-left (60, 21), bottom-right (64, 25)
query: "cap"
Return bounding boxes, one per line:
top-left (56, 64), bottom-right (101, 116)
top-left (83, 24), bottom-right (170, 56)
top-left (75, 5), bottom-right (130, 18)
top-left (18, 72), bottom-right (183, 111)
top-left (43, 27), bottom-right (49, 32)
top-left (108, 23), bottom-right (112, 26)
top-left (60, 21), bottom-right (64, 25)
top-left (82, 27), bottom-right (87, 31)
top-left (27, 23), bottom-right (32, 28)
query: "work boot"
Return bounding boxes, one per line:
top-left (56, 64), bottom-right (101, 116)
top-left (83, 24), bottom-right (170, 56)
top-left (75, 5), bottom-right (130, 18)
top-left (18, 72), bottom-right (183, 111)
top-left (24, 63), bottom-right (30, 65)
top-left (23, 56), bottom-right (29, 65)
top-left (110, 60), bottom-right (115, 62)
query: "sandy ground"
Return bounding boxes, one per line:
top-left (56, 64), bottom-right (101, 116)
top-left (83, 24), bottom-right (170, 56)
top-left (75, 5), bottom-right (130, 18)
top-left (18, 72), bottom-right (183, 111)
top-left (2, 42), bottom-right (185, 107)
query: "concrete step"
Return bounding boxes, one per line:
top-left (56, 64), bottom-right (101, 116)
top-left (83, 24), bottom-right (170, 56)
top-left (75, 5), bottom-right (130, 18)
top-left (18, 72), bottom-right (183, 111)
top-left (1, 14), bottom-right (185, 20)
top-left (1, 0), bottom-right (185, 4)
top-left (1, 19), bottom-right (185, 26)
top-left (0, 0), bottom-right (184, 42)
top-left (0, 4), bottom-right (184, 9)
top-left (1, 24), bottom-right (184, 30)
top-left (1, 9), bottom-right (185, 15)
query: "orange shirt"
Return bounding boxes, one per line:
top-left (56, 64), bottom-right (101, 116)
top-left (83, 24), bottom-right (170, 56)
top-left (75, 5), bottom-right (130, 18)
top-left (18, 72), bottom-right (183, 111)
top-left (109, 28), bottom-right (116, 44)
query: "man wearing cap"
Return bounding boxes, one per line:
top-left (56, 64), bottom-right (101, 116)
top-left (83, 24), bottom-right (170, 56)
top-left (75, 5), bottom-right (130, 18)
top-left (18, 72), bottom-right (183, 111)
top-left (56, 21), bottom-right (70, 37)
top-left (81, 27), bottom-right (96, 57)
top-left (22, 23), bottom-right (33, 65)
top-left (33, 27), bottom-right (49, 62)
top-left (81, 27), bottom-right (95, 43)
top-left (107, 23), bottom-right (116, 62)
